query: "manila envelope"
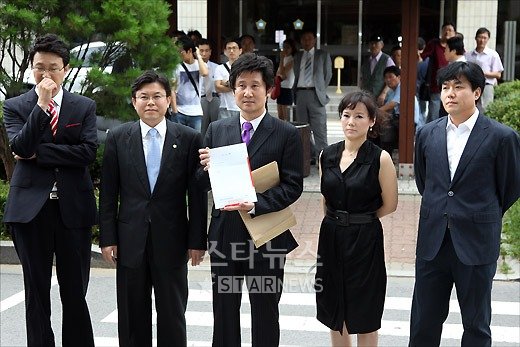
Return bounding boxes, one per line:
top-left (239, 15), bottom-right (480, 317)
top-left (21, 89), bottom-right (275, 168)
top-left (239, 161), bottom-right (297, 248)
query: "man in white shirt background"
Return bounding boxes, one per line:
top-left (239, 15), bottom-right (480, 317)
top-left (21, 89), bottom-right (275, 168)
top-left (215, 38), bottom-right (242, 119)
top-left (465, 27), bottom-right (504, 111)
top-left (198, 38), bottom-right (220, 136)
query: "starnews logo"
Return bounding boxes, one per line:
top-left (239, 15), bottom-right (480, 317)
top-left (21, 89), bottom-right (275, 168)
top-left (214, 275), bottom-right (323, 293)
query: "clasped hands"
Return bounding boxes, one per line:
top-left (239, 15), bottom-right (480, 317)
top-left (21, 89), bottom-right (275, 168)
top-left (101, 246), bottom-right (207, 266)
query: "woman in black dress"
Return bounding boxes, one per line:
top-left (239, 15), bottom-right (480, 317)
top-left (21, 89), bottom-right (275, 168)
top-left (316, 91), bottom-right (398, 346)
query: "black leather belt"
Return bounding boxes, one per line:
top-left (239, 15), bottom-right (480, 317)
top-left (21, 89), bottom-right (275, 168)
top-left (297, 87), bottom-right (315, 90)
top-left (326, 207), bottom-right (377, 226)
top-left (201, 92), bottom-right (219, 97)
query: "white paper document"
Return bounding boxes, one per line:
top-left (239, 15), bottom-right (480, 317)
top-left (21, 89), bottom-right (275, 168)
top-left (208, 143), bottom-right (257, 209)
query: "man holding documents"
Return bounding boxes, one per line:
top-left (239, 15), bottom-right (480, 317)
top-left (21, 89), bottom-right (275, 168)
top-left (199, 53), bottom-right (304, 347)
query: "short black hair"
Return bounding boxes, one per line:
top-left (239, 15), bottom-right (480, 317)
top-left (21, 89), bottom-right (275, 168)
top-left (338, 90), bottom-right (386, 138)
top-left (239, 34), bottom-right (256, 44)
top-left (229, 53), bottom-right (274, 91)
top-left (198, 38), bottom-right (212, 48)
top-left (224, 37), bottom-right (241, 49)
top-left (475, 27), bottom-right (491, 39)
top-left (301, 30), bottom-right (317, 38)
top-left (437, 61), bottom-right (485, 101)
top-left (442, 21), bottom-right (456, 31)
top-left (391, 45), bottom-right (401, 53)
top-left (446, 36), bottom-right (465, 55)
top-left (177, 35), bottom-right (196, 53)
top-left (384, 65), bottom-right (401, 77)
top-left (131, 70), bottom-right (172, 98)
top-left (29, 34), bottom-right (70, 66)
top-left (187, 29), bottom-right (202, 41)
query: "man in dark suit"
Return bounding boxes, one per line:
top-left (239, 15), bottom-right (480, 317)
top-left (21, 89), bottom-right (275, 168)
top-left (292, 30), bottom-right (332, 164)
top-left (99, 71), bottom-right (207, 346)
top-left (409, 61), bottom-right (520, 347)
top-left (3, 34), bottom-right (97, 347)
top-left (199, 53), bottom-right (303, 347)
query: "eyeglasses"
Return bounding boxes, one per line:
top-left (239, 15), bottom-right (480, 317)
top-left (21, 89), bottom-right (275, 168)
top-left (32, 66), bottom-right (65, 74)
top-left (226, 46), bottom-right (239, 51)
top-left (136, 95), bottom-right (167, 102)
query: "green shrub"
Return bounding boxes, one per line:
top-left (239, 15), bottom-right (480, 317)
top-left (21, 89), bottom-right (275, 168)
top-left (0, 181), bottom-right (9, 240)
top-left (493, 80), bottom-right (520, 100)
top-left (486, 90), bottom-right (520, 132)
top-left (502, 200), bottom-right (520, 259)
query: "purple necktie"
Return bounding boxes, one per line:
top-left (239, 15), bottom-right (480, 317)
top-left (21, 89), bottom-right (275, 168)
top-left (242, 121), bottom-right (253, 145)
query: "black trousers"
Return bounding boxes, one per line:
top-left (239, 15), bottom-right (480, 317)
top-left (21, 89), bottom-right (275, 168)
top-left (10, 199), bottom-right (94, 347)
top-left (116, 231), bottom-right (188, 347)
top-left (210, 255), bottom-right (286, 347)
top-left (409, 230), bottom-right (497, 347)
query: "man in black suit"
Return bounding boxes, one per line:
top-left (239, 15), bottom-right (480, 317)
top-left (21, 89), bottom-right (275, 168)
top-left (3, 34), bottom-right (97, 347)
top-left (199, 53), bottom-right (304, 347)
top-left (99, 71), bottom-right (207, 346)
top-left (409, 61), bottom-right (520, 346)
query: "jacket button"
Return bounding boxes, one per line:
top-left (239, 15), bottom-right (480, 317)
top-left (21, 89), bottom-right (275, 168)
top-left (448, 191), bottom-right (454, 197)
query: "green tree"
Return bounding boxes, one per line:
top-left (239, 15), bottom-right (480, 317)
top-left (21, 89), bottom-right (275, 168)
top-left (1, 0), bottom-right (180, 179)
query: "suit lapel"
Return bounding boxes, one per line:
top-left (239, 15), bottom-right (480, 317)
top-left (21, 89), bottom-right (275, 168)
top-left (155, 121), bottom-right (181, 187)
top-left (127, 122), bottom-right (150, 193)
top-left (451, 114), bottom-right (489, 186)
top-left (225, 117), bottom-right (242, 146)
top-left (433, 119), bottom-right (451, 183)
top-left (247, 114), bottom-right (275, 158)
top-left (55, 90), bottom-right (73, 142)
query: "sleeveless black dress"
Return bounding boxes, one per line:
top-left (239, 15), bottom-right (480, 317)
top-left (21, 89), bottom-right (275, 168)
top-left (315, 140), bottom-right (387, 334)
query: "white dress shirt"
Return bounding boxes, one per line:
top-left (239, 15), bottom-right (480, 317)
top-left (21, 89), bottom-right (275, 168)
top-left (446, 109), bottom-right (479, 180)
top-left (140, 118), bottom-right (167, 166)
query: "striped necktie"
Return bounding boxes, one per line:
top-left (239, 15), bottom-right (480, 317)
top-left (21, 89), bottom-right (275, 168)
top-left (304, 51), bottom-right (313, 86)
top-left (48, 100), bottom-right (58, 137)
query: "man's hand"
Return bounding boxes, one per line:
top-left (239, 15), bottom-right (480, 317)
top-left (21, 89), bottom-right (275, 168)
top-left (13, 152), bottom-right (36, 160)
top-left (36, 77), bottom-right (58, 110)
top-left (101, 245), bottom-right (118, 264)
top-left (222, 202), bottom-right (255, 212)
top-left (188, 249), bottom-right (205, 266)
top-left (199, 147), bottom-right (210, 171)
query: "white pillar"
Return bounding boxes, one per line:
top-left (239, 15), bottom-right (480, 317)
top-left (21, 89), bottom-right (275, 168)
top-left (177, 0), bottom-right (208, 37)
top-left (457, 0), bottom-right (499, 51)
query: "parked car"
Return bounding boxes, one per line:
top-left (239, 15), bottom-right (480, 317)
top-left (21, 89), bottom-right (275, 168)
top-left (23, 41), bottom-right (128, 93)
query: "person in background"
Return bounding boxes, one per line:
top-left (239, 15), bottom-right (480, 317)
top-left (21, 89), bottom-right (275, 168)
top-left (416, 37), bottom-right (429, 126)
top-left (199, 53), bottom-right (303, 347)
top-left (198, 38), bottom-right (221, 136)
top-left (316, 90), bottom-right (398, 347)
top-left (2, 33), bottom-right (97, 347)
top-left (360, 34), bottom-right (395, 106)
top-left (187, 29), bottom-right (202, 45)
top-left (214, 38), bottom-right (242, 119)
top-left (100, 71), bottom-right (207, 346)
top-left (293, 29), bottom-right (332, 165)
top-left (444, 36), bottom-right (466, 63)
top-left (391, 45), bottom-right (402, 69)
top-left (239, 34), bottom-right (256, 54)
top-left (421, 22), bottom-right (456, 122)
top-left (465, 27), bottom-right (504, 111)
top-left (409, 61), bottom-right (520, 347)
top-left (276, 38), bottom-right (297, 121)
top-left (172, 35), bottom-right (208, 132)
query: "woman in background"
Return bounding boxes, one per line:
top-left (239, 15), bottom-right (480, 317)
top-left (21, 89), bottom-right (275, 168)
top-left (276, 39), bottom-right (297, 121)
top-left (316, 91), bottom-right (398, 346)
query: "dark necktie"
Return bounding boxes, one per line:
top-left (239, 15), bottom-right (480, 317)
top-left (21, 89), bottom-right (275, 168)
top-left (242, 121), bottom-right (253, 145)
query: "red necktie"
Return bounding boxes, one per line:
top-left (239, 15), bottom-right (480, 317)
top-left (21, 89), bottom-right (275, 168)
top-left (48, 100), bottom-right (58, 137)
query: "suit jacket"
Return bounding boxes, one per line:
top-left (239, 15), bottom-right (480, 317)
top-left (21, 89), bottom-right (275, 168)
top-left (293, 49), bottom-right (332, 106)
top-left (3, 88), bottom-right (97, 228)
top-left (199, 114), bottom-right (303, 259)
top-left (414, 114), bottom-right (520, 266)
top-left (99, 120), bottom-right (207, 269)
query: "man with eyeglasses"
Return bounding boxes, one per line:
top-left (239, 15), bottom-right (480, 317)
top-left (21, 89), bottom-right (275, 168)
top-left (2, 34), bottom-right (97, 346)
top-left (215, 38), bottom-right (242, 119)
top-left (99, 70), bottom-right (207, 346)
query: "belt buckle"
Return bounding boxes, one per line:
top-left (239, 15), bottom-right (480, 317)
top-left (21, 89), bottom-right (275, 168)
top-left (336, 210), bottom-right (349, 226)
top-left (49, 191), bottom-right (59, 200)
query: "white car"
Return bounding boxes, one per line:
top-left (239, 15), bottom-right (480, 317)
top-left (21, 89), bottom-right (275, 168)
top-left (24, 41), bottom-right (126, 93)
